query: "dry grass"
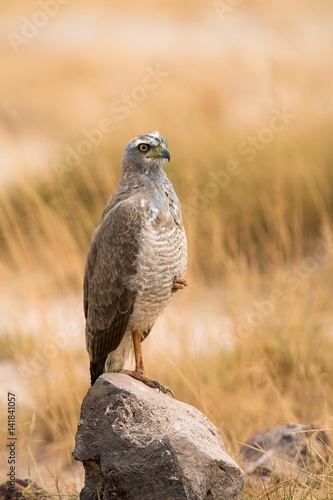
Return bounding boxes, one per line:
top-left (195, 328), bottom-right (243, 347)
top-left (1, 1), bottom-right (333, 498)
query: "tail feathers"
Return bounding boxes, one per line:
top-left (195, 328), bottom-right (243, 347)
top-left (90, 357), bottom-right (107, 386)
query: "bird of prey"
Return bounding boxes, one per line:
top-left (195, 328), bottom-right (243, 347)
top-left (84, 131), bottom-right (188, 394)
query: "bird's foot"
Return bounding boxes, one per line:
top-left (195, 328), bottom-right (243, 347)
top-left (172, 276), bottom-right (189, 293)
top-left (115, 369), bottom-right (174, 397)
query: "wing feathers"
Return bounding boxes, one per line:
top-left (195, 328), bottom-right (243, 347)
top-left (84, 200), bottom-right (141, 363)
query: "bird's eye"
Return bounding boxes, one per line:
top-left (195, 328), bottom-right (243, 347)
top-left (138, 144), bottom-right (150, 152)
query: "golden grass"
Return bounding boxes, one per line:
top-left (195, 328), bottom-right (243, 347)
top-left (1, 1), bottom-right (333, 498)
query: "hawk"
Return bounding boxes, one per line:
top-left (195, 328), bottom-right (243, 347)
top-left (84, 131), bottom-right (188, 394)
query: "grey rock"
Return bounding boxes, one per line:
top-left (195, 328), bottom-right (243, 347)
top-left (0, 478), bottom-right (50, 499)
top-left (241, 422), bottom-right (330, 482)
top-left (73, 373), bottom-right (244, 500)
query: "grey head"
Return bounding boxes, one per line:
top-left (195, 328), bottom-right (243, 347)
top-left (121, 131), bottom-right (170, 175)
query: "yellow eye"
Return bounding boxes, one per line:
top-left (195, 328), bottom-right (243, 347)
top-left (138, 143), bottom-right (149, 152)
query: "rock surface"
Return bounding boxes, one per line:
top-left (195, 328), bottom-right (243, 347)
top-left (73, 373), bottom-right (244, 500)
top-left (0, 479), bottom-right (49, 499)
top-left (241, 422), bottom-right (330, 482)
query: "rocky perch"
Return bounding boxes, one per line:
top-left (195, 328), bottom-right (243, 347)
top-left (73, 373), bottom-right (244, 499)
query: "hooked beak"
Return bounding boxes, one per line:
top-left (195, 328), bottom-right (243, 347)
top-left (160, 147), bottom-right (170, 162)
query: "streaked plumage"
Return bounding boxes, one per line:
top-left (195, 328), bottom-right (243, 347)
top-left (84, 132), bottom-right (188, 389)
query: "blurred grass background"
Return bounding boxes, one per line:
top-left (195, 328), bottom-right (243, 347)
top-left (0, 0), bottom-right (333, 498)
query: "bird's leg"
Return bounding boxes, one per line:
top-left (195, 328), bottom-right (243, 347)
top-left (119, 331), bottom-right (174, 397)
top-left (172, 276), bottom-right (189, 293)
top-left (133, 330), bottom-right (145, 373)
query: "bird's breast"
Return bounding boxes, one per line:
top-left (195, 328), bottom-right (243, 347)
top-left (126, 208), bottom-right (187, 334)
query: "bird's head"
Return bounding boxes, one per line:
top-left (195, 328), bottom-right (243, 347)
top-left (122, 131), bottom-right (170, 174)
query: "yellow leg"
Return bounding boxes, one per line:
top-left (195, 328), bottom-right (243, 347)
top-left (133, 330), bottom-right (144, 374)
top-left (114, 330), bottom-right (174, 397)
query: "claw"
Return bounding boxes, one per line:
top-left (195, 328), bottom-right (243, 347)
top-left (153, 379), bottom-right (161, 391)
top-left (166, 387), bottom-right (175, 398)
top-left (153, 380), bottom-right (174, 398)
top-left (114, 370), bottom-right (173, 397)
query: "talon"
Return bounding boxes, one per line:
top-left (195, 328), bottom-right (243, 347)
top-left (153, 380), bottom-right (174, 397)
top-left (115, 370), bottom-right (173, 396)
top-left (153, 380), bottom-right (161, 391)
top-left (166, 387), bottom-right (175, 398)
top-left (172, 276), bottom-right (189, 293)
